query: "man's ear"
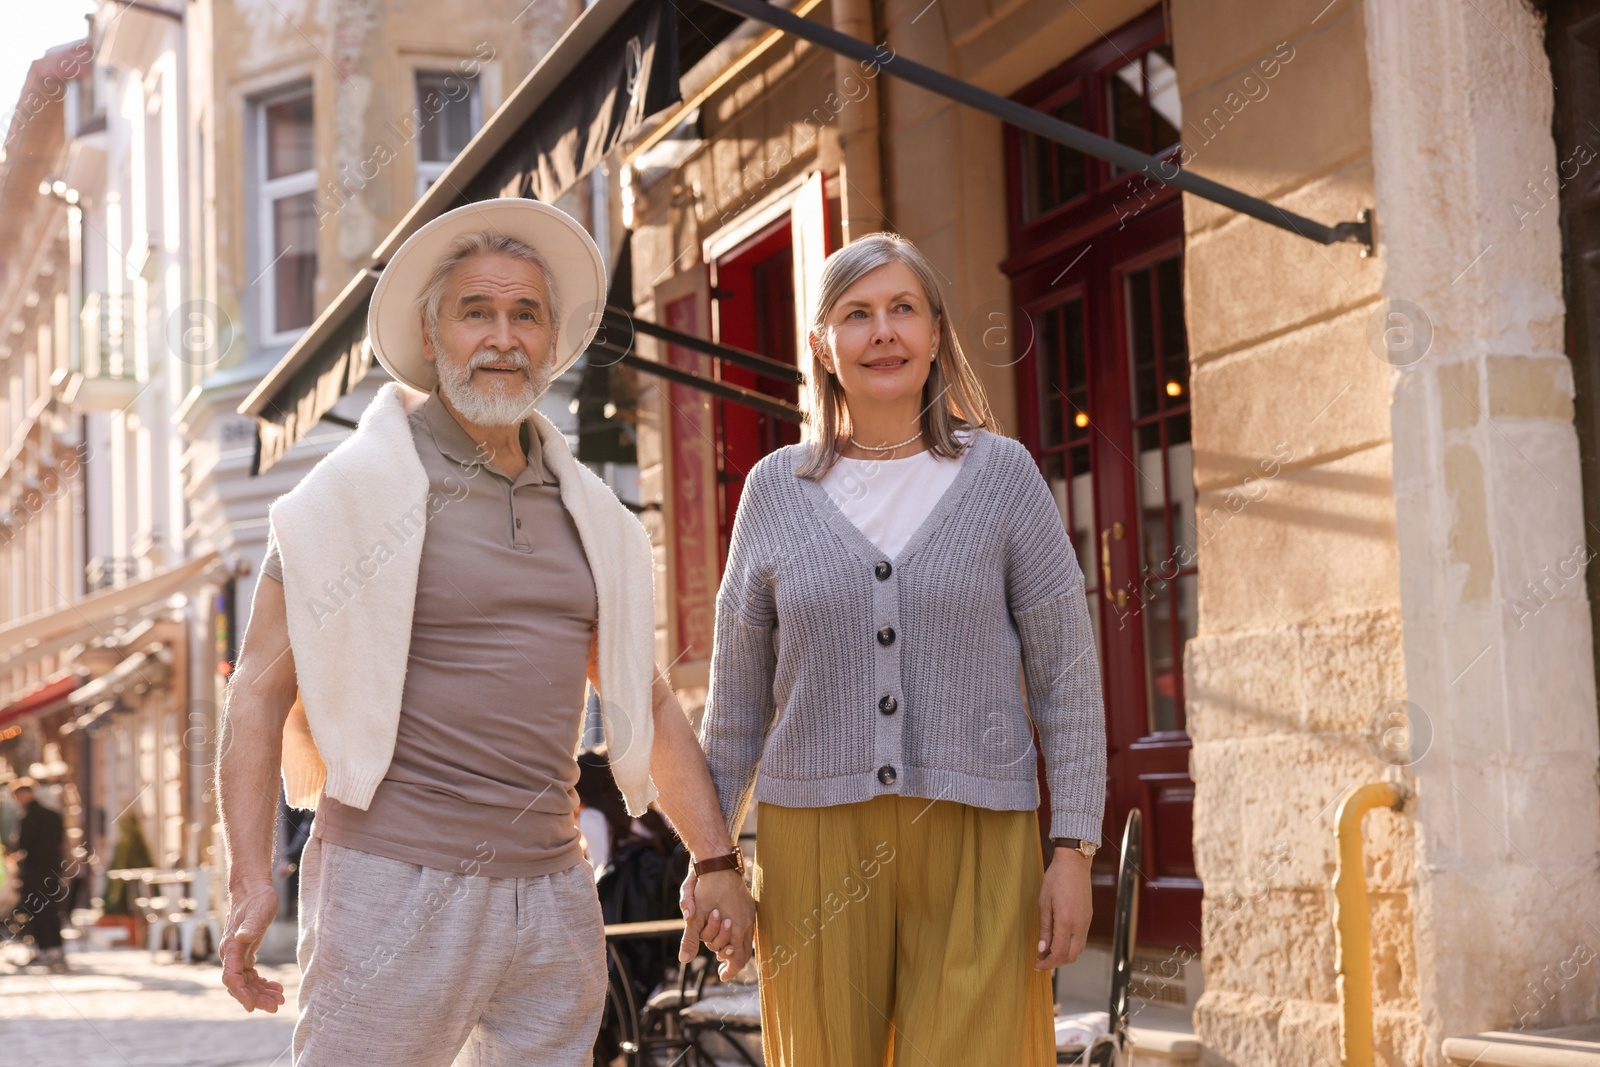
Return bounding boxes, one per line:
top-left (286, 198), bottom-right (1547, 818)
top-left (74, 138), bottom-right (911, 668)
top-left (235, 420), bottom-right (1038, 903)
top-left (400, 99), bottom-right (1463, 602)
top-left (420, 313), bottom-right (438, 364)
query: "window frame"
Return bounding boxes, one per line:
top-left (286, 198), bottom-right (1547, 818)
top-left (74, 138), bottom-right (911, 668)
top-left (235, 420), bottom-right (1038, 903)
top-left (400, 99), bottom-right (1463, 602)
top-left (413, 68), bottom-right (483, 198)
top-left (251, 82), bottom-right (317, 347)
top-left (1001, 6), bottom-right (1180, 264)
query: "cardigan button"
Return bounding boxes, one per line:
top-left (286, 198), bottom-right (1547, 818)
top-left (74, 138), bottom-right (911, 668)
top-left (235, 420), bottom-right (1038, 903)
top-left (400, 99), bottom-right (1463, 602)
top-left (877, 765), bottom-right (897, 786)
top-left (876, 626), bottom-right (896, 646)
top-left (878, 695), bottom-right (897, 715)
top-left (875, 560), bottom-right (892, 581)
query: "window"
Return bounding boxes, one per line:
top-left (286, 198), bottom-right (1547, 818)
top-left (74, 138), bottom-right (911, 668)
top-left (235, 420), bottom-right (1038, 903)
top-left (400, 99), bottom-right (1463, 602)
top-left (254, 88), bottom-right (316, 341)
top-left (415, 70), bottom-right (481, 197)
top-left (1012, 33), bottom-right (1182, 225)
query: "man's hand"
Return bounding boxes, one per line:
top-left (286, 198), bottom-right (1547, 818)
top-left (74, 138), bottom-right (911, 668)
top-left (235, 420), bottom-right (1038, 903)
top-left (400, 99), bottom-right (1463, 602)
top-left (215, 574), bottom-right (298, 1013)
top-left (1036, 847), bottom-right (1093, 970)
top-left (678, 868), bottom-right (756, 979)
top-left (220, 877), bottom-right (286, 1013)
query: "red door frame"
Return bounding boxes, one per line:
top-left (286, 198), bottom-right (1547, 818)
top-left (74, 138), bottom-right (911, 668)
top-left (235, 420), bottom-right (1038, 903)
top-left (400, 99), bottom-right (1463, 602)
top-left (711, 215), bottom-right (803, 566)
top-left (1005, 5), bottom-right (1202, 951)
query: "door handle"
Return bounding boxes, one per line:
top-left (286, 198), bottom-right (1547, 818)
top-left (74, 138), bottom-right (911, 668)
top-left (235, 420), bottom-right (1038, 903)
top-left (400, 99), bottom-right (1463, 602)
top-left (1101, 522), bottom-right (1127, 606)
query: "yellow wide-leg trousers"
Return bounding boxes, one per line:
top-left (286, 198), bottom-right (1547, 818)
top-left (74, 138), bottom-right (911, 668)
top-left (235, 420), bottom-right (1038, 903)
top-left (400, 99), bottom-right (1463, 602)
top-left (752, 795), bottom-right (1056, 1067)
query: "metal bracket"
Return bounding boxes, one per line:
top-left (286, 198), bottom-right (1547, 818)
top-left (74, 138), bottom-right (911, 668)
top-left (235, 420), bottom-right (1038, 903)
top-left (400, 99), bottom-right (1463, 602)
top-left (1333, 209), bottom-right (1377, 258)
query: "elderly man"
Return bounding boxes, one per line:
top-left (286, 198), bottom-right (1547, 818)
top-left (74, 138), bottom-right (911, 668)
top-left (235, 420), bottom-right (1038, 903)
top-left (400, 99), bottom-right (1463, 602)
top-left (217, 200), bottom-right (753, 1066)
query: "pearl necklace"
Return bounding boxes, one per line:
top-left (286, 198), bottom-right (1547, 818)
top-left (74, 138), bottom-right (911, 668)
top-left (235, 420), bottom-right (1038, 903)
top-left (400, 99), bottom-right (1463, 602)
top-left (848, 430), bottom-right (924, 453)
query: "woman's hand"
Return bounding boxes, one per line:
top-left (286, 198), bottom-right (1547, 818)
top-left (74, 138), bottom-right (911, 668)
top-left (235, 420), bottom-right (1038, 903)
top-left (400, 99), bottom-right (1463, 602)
top-left (679, 868), bottom-right (757, 979)
top-left (1036, 848), bottom-right (1093, 969)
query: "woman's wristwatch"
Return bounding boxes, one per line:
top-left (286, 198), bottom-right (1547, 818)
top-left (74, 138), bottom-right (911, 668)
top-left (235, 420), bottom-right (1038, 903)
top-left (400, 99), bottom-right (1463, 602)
top-left (1051, 837), bottom-right (1099, 859)
top-left (693, 845), bottom-right (745, 876)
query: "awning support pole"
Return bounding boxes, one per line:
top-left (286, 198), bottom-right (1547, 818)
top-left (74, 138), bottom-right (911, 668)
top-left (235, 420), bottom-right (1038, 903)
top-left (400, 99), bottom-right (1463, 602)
top-left (605, 306), bottom-right (803, 384)
top-left (598, 342), bottom-right (805, 423)
top-left (699, 0), bottom-right (1375, 255)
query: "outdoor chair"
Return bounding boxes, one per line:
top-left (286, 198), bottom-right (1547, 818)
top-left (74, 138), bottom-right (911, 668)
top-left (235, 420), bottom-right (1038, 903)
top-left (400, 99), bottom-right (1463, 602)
top-left (146, 868), bottom-right (221, 962)
top-left (1056, 807), bottom-right (1142, 1066)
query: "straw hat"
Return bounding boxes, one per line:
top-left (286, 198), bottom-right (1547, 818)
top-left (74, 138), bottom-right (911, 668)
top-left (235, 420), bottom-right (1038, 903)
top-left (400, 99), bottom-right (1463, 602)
top-left (366, 198), bottom-right (607, 393)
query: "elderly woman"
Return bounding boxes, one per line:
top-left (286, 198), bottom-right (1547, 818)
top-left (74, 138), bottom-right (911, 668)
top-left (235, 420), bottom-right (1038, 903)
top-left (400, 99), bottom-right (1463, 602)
top-left (686, 232), bottom-right (1107, 1065)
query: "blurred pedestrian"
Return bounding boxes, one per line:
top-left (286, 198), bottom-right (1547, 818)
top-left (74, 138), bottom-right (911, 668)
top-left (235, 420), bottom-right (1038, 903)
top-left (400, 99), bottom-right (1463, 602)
top-left (4, 778), bottom-right (69, 972)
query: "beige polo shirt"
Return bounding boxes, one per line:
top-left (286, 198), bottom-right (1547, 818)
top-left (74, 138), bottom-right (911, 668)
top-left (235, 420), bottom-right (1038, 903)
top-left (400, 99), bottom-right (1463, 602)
top-left (262, 391), bottom-right (598, 877)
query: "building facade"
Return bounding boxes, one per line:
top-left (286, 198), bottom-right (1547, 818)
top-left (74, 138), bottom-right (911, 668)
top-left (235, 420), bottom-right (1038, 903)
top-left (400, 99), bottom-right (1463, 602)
top-left (620, 0), bottom-right (1600, 1063)
top-left (0, 6), bottom-right (225, 908)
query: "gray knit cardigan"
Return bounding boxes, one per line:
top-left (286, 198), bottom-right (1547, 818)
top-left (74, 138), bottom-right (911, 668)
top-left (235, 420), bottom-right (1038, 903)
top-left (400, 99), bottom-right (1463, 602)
top-left (700, 430), bottom-right (1107, 842)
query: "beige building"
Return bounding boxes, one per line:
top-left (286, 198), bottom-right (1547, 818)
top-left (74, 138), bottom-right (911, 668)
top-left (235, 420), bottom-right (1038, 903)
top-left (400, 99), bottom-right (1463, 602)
top-left (0, 9), bottom-right (233, 906)
top-left (620, 0), bottom-right (1600, 1062)
top-left (175, 0), bottom-right (598, 908)
top-left (238, 0), bottom-right (1600, 1063)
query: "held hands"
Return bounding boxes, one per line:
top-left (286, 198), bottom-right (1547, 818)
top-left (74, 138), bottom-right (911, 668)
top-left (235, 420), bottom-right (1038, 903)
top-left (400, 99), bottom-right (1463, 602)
top-left (1036, 847), bottom-right (1094, 969)
top-left (677, 868), bottom-right (756, 979)
top-left (220, 877), bottom-right (287, 1013)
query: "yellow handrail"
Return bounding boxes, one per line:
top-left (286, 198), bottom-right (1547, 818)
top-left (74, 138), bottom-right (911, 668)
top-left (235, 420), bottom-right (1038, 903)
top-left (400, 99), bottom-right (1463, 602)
top-left (1332, 781), bottom-right (1407, 1067)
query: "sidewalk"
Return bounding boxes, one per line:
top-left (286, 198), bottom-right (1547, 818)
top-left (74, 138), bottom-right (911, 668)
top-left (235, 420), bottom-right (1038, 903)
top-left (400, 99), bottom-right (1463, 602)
top-left (0, 947), bottom-right (300, 1067)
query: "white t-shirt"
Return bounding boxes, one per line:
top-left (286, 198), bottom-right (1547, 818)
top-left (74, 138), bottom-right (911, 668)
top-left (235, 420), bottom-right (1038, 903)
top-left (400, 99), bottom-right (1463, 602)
top-left (819, 440), bottom-right (968, 559)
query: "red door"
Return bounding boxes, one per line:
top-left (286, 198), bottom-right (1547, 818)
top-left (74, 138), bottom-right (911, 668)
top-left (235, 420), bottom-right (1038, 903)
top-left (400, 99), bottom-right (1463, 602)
top-left (712, 217), bottom-right (804, 566)
top-left (1004, 8), bottom-right (1201, 951)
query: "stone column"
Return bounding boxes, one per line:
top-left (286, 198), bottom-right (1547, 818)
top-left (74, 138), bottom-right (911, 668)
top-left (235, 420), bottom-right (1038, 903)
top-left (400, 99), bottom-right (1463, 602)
top-left (1172, 1), bottom-right (1422, 1063)
top-left (1362, 0), bottom-right (1600, 1058)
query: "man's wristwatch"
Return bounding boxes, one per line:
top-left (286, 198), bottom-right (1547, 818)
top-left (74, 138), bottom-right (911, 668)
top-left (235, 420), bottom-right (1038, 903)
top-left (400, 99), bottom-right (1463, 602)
top-left (1051, 837), bottom-right (1099, 860)
top-left (692, 845), bottom-right (745, 877)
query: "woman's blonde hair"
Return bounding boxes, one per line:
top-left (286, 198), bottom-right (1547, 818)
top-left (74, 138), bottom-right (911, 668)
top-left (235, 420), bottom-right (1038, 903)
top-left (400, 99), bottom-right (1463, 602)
top-left (796, 232), bottom-right (996, 479)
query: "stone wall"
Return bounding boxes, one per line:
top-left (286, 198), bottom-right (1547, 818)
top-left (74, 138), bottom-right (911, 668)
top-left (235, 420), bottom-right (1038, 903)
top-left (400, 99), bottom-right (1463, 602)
top-left (1363, 0), bottom-right (1600, 1059)
top-left (1169, 0), bottom-right (1423, 1062)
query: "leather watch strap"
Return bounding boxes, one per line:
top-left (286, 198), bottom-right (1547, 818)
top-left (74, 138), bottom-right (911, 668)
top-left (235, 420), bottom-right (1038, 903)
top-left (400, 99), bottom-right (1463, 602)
top-left (693, 845), bottom-right (745, 876)
top-left (1051, 837), bottom-right (1098, 858)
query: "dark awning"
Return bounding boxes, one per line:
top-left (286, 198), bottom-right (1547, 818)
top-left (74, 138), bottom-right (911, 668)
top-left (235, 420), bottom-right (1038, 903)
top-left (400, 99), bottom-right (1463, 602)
top-left (0, 673), bottom-right (83, 732)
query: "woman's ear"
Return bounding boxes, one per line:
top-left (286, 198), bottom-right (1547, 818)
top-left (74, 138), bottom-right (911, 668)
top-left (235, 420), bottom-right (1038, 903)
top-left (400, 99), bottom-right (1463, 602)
top-left (809, 329), bottom-right (832, 374)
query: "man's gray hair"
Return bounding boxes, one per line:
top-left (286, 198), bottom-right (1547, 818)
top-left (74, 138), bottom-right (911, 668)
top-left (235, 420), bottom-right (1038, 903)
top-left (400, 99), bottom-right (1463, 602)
top-left (417, 231), bottom-right (563, 342)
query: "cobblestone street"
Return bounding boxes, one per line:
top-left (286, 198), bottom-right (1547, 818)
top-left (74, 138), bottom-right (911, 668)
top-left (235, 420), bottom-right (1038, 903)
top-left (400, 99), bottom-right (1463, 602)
top-left (0, 949), bottom-right (300, 1067)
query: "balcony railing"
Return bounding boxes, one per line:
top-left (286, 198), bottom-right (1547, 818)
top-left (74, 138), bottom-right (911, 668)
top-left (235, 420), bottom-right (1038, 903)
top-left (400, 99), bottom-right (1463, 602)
top-left (85, 556), bottom-right (144, 593)
top-left (70, 293), bottom-right (142, 410)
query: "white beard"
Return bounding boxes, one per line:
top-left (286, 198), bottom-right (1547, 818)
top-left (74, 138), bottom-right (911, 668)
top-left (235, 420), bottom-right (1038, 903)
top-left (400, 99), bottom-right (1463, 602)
top-left (436, 346), bottom-right (555, 426)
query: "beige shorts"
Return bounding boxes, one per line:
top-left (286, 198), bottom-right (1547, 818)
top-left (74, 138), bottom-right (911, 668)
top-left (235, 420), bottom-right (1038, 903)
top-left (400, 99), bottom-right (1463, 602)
top-left (292, 835), bottom-right (608, 1067)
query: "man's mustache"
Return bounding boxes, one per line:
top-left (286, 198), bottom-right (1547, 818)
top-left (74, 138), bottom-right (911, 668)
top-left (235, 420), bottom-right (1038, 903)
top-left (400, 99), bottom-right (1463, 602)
top-left (466, 348), bottom-right (534, 374)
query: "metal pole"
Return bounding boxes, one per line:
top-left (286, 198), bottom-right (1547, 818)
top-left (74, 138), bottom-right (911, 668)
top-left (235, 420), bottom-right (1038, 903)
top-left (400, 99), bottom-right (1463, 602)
top-left (700, 0), bottom-right (1374, 253)
top-left (1332, 781), bottom-right (1407, 1067)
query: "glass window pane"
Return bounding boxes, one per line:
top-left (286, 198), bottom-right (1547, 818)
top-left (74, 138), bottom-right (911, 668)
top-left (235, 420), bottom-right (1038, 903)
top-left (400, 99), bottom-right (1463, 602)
top-left (1040, 307), bottom-right (1065, 447)
top-left (1063, 298), bottom-right (1089, 443)
top-left (1147, 46), bottom-right (1182, 149)
top-left (1136, 422), bottom-right (1169, 561)
top-left (417, 71), bottom-right (478, 164)
top-left (265, 94), bottom-right (313, 179)
top-left (1141, 570), bottom-right (1184, 734)
top-left (1108, 60), bottom-right (1147, 159)
top-left (1126, 267), bottom-right (1158, 419)
top-left (1022, 93), bottom-right (1085, 220)
top-left (1168, 435), bottom-right (1195, 567)
top-left (1157, 256), bottom-right (1188, 408)
top-left (273, 191), bottom-right (317, 332)
top-left (1039, 297), bottom-right (1088, 446)
top-left (1107, 48), bottom-right (1182, 168)
top-left (1069, 452), bottom-right (1099, 654)
top-left (1051, 96), bottom-right (1087, 203)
